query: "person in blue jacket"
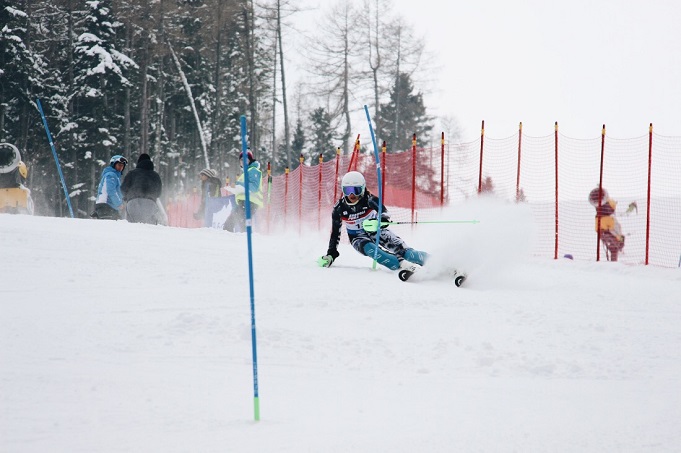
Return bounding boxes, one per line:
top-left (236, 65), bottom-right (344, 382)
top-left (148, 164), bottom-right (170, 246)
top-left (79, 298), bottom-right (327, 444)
top-left (223, 150), bottom-right (263, 232)
top-left (92, 155), bottom-right (127, 220)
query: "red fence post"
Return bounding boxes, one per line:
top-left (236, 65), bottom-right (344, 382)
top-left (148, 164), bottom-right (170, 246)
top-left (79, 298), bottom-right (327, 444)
top-left (554, 121), bottom-right (559, 260)
top-left (347, 135), bottom-right (360, 173)
top-left (298, 154), bottom-right (304, 234)
top-left (318, 153), bottom-right (323, 230)
top-left (284, 166), bottom-right (289, 230)
top-left (646, 123), bottom-right (653, 265)
top-left (411, 133), bottom-right (417, 223)
top-left (596, 125), bottom-right (606, 262)
top-left (381, 141), bottom-right (387, 203)
top-left (516, 122), bottom-right (523, 202)
top-left (334, 147), bottom-right (341, 201)
top-left (266, 161), bottom-right (272, 234)
top-left (440, 132), bottom-right (445, 206)
top-left (478, 120), bottom-right (484, 193)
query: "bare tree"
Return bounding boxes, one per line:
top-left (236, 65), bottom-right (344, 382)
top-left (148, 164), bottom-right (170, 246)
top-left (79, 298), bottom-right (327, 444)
top-left (306, 1), bottom-right (363, 154)
top-left (359, 0), bottom-right (395, 139)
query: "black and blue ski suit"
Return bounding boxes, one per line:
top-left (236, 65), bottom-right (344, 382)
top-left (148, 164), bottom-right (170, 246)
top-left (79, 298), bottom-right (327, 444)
top-left (326, 190), bottom-right (427, 270)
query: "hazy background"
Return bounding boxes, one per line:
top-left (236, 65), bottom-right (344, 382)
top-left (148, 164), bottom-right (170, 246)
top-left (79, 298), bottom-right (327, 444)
top-left (292, 0), bottom-right (681, 140)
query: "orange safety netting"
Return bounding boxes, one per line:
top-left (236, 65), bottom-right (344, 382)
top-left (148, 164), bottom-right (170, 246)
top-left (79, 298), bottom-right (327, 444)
top-left (168, 127), bottom-right (681, 268)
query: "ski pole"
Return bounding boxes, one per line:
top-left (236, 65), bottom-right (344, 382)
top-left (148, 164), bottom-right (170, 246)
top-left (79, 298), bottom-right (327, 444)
top-left (363, 219), bottom-right (480, 232)
top-left (364, 105), bottom-right (384, 270)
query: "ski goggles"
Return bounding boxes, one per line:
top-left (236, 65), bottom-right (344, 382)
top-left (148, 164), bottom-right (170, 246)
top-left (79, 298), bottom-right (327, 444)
top-left (343, 186), bottom-right (363, 196)
top-left (112, 156), bottom-right (128, 166)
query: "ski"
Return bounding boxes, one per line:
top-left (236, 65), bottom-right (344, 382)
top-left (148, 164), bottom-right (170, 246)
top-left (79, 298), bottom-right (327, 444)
top-left (398, 266), bottom-right (467, 287)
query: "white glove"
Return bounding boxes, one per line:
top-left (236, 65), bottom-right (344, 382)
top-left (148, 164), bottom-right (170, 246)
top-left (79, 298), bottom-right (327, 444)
top-left (226, 185), bottom-right (245, 195)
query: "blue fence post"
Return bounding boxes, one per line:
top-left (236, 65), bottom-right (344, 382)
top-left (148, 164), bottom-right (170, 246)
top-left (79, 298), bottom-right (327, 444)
top-left (364, 105), bottom-right (384, 269)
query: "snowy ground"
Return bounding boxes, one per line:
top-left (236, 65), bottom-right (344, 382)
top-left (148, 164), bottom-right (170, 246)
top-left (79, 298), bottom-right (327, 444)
top-left (1, 199), bottom-right (680, 452)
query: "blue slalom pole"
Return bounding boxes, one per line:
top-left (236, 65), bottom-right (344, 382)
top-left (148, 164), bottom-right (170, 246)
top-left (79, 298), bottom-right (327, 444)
top-left (36, 98), bottom-right (74, 218)
top-left (240, 115), bottom-right (260, 421)
top-left (364, 105), bottom-right (384, 270)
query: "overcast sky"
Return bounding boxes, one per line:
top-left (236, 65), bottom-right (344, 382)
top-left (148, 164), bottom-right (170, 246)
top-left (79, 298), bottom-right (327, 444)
top-left (293, 0), bottom-right (681, 141)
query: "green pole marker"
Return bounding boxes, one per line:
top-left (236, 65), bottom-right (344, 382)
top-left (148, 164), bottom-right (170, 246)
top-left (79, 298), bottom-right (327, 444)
top-left (254, 397), bottom-right (260, 421)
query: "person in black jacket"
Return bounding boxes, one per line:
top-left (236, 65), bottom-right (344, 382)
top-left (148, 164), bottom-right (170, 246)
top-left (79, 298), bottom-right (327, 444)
top-left (318, 171), bottom-right (428, 272)
top-left (121, 153), bottom-right (165, 225)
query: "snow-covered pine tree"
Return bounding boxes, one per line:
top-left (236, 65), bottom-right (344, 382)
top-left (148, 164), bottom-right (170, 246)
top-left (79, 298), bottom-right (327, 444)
top-left (0, 3), bottom-right (44, 147)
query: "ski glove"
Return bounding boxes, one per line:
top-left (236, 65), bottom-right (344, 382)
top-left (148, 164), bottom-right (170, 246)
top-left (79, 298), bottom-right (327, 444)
top-left (362, 219), bottom-right (391, 233)
top-left (317, 249), bottom-right (339, 268)
top-left (318, 255), bottom-right (335, 268)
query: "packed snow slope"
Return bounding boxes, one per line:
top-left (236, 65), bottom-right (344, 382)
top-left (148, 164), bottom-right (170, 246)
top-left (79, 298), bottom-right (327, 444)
top-left (2, 198), bottom-right (680, 453)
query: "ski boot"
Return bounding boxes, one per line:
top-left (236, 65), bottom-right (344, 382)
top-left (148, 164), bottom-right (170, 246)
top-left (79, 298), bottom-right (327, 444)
top-left (398, 260), bottom-right (418, 282)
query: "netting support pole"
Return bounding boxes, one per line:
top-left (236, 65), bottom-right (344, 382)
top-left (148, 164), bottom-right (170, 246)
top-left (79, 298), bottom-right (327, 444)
top-left (478, 120), bottom-right (485, 193)
top-left (411, 133), bottom-right (417, 225)
top-left (317, 154), bottom-right (323, 230)
top-left (554, 121), bottom-right (560, 260)
top-left (516, 122), bottom-right (523, 202)
top-left (596, 124), bottom-right (606, 262)
top-left (266, 162), bottom-right (272, 234)
top-left (381, 141), bottom-right (387, 203)
top-left (645, 123), bottom-right (653, 265)
top-left (333, 147), bottom-right (341, 201)
top-left (298, 154), bottom-right (303, 236)
top-left (284, 167), bottom-right (289, 230)
top-left (440, 132), bottom-right (445, 206)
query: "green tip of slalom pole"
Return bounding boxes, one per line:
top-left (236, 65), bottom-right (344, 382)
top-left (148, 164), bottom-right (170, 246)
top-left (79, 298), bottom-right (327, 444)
top-left (254, 397), bottom-right (260, 421)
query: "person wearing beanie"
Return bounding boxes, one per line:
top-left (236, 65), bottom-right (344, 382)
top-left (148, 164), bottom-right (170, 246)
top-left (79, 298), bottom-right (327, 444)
top-left (120, 153), bottom-right (166, 225)
top-left (194, 168), bottom-right (222, 222)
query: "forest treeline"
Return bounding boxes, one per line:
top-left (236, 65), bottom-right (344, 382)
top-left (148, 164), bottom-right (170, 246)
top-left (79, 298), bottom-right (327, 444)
top-left (0, 0), bottom-right (442, 216)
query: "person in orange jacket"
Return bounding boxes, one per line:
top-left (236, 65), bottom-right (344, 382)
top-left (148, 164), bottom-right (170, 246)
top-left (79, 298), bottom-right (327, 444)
top-left (588, 187), bottom-right (625, 261)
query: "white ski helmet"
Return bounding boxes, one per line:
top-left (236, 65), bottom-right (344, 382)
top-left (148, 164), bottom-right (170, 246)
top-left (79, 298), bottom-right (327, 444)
top-left (341, 171), bottom-right (366, 203)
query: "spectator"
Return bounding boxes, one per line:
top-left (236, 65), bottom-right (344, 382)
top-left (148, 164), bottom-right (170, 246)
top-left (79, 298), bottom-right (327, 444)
top-left (92, 155), bottom-right (127, 220)
top-left (588, 186), bottom-right (625, 261)
top-left (223, 150), bottom-right (263, 232)
top-left (194, 168), bottom-right (222, 221)
top-left (121, 153), bottom-right (166, 225)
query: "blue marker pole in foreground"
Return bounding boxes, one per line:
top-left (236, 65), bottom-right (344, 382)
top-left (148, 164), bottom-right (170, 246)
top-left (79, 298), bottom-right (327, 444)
top-left (240, 116), bottom-right (260, 421)
top-left (36, 99), bottom-right (74, 218)
top-left (364, 105), bottom-right (384, 270)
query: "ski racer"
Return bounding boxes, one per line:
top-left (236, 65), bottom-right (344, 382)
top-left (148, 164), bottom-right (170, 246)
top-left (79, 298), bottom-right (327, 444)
top-left (92, 155), bottom-right (127, 220)
top-left (318, 171), bottom-right (427, 272)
